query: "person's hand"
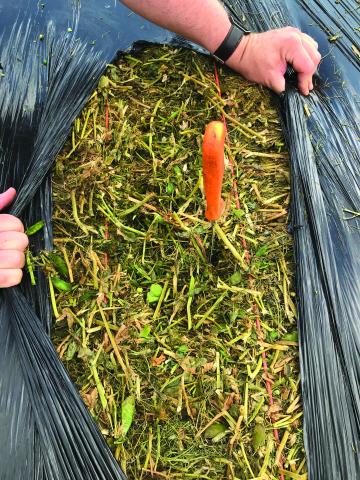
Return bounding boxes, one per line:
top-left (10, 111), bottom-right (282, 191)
top-left (0, 188), bottom-right (28, 288)
top-left (226, 27), bottom-right (321, 96)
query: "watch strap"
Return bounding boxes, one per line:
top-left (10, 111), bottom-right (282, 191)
top-left (213, 18), bottom-right (250, 64)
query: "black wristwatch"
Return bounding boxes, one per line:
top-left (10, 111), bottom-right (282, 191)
top-left (212, 15), bottom-right (251, 64)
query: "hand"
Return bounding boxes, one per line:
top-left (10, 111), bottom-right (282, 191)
top-left (0, 188), bottom-right (28, 288)
top-left (226, 27), bottom-right (321, 95)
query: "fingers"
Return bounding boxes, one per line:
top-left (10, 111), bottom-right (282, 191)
top-left (286, 33), bottom-right (320, 95)
top-left (0, 250), bottom-right (25, 269)
top-left (0, 190), bottom-right (27, 288)
top-left (301, 41), bottom-right (321, 92)
top-left (268, 72), bottom-right (286, 95)
top-left (301, 39), bottom-right (321, 66)
top-left (0, 231), bottom-right (29, 251)
top-left (301, 32), bottom-right (318, 50)
top-left (0, 269), bottom-right (23, 288)
top-left (0, 214), bottom-right (25, 233)
top-left (0, 188), bottom-right (16, 211)
top-left (0, 231), bottom-right (28, 287)
top-left (284, 27), bottom-right (318, 51)
top-left (225, 25), bottom-right (321, 97)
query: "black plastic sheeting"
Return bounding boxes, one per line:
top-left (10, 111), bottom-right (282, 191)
top-left (229, 2), bottom-right (360, 479)
top-left (0, 2), bottom-right (180, 478)
top-left (0, 0), bottom-right (359, 479)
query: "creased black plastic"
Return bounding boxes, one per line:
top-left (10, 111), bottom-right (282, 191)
top-left (0, 1), bottom-right (181, 478)
top-left (225, 1), bottom-right (360, 478)
top-left (1, 0), bottom-right (359, 479)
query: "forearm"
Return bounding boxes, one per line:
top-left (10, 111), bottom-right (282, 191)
top-left (121, 1), bottom-right (321, 96)
top-left (121, 0), bottom-right (231, 53)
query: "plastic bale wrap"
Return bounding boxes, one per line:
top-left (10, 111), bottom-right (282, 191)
top-left (0, 1), bottom-right (180, 478)
top-left (225, 1), bottom-right (360, 478)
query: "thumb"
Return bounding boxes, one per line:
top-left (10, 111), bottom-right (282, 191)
top-left (268, 72), bottom-right (286, 95)
top-left (0, 188), bottom-right (16, 211)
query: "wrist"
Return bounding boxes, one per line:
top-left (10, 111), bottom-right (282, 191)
top-left (224, 33), bottom-right (251, 71)
top-left (202, 9), bottom-right (232, 53)
top-left (206, 10), bottom-right (251, 65)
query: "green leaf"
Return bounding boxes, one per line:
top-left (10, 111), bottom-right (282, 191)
top-left (229, 309), bottom-right (246, 322)
top-left (233, 208), bottom-right (245, 218)
top-left (51, 277), bottom-right (72, 292)
top-left (253, 423), bottom-right (266, 450)
top-left (26, 220), bottom-right (45, 236)
top-left (147, 283), bottom-right (163, 303)
top-left (230, 271), bottom-right (242, 285)
top-left (188, 275), bottom-right (196, 297)
top-left (269, 330), bottom-right (279, 341)
top-left (121, 396), bottom-right (136, 438)
top-left (79, 291), bottom-right (97, 303)
top-left (255, 245), bottom-right (268, 257)
top-left (98, 75), bottom-right (110, 89)
top-left (282, 331), bottom-right (298, 342)
top-left (176, 345), bottom-right (189, 356)
top-left (65, 341), bottom-right (77, 361)
top-left (77, 347), bottom-right (93, 360)
top-left (204, 422), bottom-right (226, 439)
top-left (166, 182), bottom-right (175, 194)
top-left (154, 214), bottom-right (165, 224)
top-left (166, 109), bottom-right (180, 121)
top-left (173, 165), bottom-right (182, 178)
top-left (48, 253), bottom-right (68, 279)
top-left (139, 325), bottom-right (151, 339)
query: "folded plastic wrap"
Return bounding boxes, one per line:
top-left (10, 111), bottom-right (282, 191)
top-left (227, 1), bottom-right (360, 478)
top-left (0, 2), bottom-right (179, 478)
